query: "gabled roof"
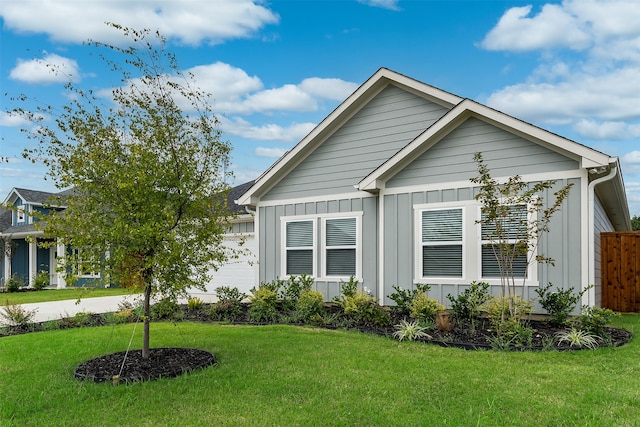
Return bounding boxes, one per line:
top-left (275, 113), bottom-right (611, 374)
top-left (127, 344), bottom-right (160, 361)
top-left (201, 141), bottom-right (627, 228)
top-left (236, 68), bottom-right (463, 206)
top-left (356, 98), bottom-right (615, 191)
top-left (2, 187), bottom-right (69, 207)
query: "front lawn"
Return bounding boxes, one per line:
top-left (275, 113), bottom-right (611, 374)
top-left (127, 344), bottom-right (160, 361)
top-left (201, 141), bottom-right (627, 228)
top-left (1, 315), bottom-right (639, 426)
top-left (0, 287), bottom-right (134, 306)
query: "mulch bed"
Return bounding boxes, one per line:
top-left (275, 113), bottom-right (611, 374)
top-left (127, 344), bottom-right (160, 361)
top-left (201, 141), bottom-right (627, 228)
top-left (74, 348), bottom-right (216, 384)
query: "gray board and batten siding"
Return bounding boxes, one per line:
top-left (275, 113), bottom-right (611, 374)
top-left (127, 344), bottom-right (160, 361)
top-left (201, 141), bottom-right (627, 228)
top-left (259, 196), bottom-right (378, 301)
top-left (593, 195), bottom-right (615, 306)
top-left (386, 117), bottom-right (580, 188)
top-left (261, 85), bottom-right (449, 201)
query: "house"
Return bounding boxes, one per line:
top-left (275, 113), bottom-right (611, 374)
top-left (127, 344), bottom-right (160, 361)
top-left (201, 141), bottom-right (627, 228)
top-left (236, 68), bottom-right (631, 311)
top-left (1, 188), bottom-right (76, 288)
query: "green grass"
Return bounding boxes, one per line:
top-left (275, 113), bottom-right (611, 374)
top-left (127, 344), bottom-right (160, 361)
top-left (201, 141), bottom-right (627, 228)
top-left (0, 287), bottom-right (134, 306)
top-left (1, 316), bottom-right (639, 426)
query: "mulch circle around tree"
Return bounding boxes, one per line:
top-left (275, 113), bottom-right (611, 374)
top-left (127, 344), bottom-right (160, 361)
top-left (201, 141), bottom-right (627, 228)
top-left (74, 347), bottom-right (216, 384)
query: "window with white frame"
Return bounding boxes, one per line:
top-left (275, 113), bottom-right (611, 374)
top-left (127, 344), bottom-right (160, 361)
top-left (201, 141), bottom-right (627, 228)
top-left (284, 220), bottom-right (315, 276)
top-left (480, 204), bottom-right (529, 278)
top-left (16, 206), bottom-right (26, 223)
top-left (72, 248), bottom-right (101, 278)
top-left (324, 217), bottom-right (357, 277)
top-left (419, 208), bottom-right (463, 278)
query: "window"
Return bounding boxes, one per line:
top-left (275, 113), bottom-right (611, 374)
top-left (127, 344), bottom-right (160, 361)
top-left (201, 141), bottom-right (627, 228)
top-left (480, 204), bottom-right (528, 278)
top-left (420, 208), bottom-right (463, 277)
top-left (72, 248), bottom-right (101, 278)
top-left (16, 206), bottom-right (25, 223)
top-left (325, 217), bottom-right (357, 276)
top-left (285, 220), bottom-right (314, 275)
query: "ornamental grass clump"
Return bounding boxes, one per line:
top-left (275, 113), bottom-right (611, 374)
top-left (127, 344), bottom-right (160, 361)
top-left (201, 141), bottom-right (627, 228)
top-left (0, 303), bottom-right (38, 327)
top-left (393, 320), bottom-right (431, 342)
top-left (555, 327), bottom-right (600, 349)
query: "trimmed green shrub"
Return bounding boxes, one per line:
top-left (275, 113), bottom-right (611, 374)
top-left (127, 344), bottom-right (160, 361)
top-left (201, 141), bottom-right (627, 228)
top-left (409, 292), bottom-right (445, 322)
top-left (578, 306), bottom-right (618, 337)
top-left (151, 297), bottom-right (179, 320)
top-left (249, 286), bottom-right (278, 323)
top-left (388, 284), bottom-right (431, 316)
top-left (5, 275), bottom-right (23, 293)
top-left (343, 292), bottom-right (391, 327)
top-left (535, 282), bottom-right (591, 325)
top-left (295, 289), bottom-right (324, 322)
top-left (447, 281), bottom-right (491, 323)
top-left (210, 286), bottom-right (246, 321)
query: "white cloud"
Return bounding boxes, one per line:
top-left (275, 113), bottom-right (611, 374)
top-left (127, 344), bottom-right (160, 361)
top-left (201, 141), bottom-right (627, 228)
top-left (0, 0), bottom-right (279, 46)
top-left (0, 111), bottom-right (32, 127)
top-left (255, 147), bottom-right (288, 159)
top-left (299, 78), bottom-right (359, 101)
top-left (574, 120), bottom-right (640, 140)
top-left (621, 151), bottom-right (640, 174)
top-left (480, 4), bottom-right (591, 51)
top-left (222, 117), bottom-right (315, 142)
top-left (9, 53), bottom-right (81, 84)
top-left (357, 0), bottom-right (400, 11)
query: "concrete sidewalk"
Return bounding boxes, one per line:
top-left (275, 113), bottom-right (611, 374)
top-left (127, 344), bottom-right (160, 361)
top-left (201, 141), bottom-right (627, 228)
top-left (15, 292), bottom-right (219, 323)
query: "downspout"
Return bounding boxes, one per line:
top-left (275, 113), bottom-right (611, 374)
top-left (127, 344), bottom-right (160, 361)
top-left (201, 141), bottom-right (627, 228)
top-left (586, 165), bottom-right (617, 307)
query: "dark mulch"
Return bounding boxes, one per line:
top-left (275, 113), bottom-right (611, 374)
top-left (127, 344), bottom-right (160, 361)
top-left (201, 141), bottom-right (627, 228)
top-left (74, 347), bottom-right (216, 384)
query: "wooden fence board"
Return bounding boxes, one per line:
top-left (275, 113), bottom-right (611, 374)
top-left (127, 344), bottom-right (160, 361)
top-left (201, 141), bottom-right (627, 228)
top-left (602, 232), bottom-right (640, 312)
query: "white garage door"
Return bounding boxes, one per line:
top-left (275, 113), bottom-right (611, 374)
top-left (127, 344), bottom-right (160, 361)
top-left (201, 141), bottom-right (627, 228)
top-left (204, 233), bottom-right (257, 296)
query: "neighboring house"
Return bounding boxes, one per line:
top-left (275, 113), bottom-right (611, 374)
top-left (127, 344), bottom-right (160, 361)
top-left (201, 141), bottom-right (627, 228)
top-left (237, 68), bottom-right (631, 310)
top-left (1, 184), bottom-right (257, 293)
top-left (0, 188), bottom-right (76, 288)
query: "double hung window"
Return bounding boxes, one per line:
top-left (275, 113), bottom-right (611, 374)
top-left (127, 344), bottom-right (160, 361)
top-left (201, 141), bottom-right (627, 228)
top-left (324, 217), bottom-right (357, 276)
top-left (285, 220), bottom-right (314, 276)
top-left (480, 204), bottom-right (529, 278)
top-left (283, 214), bottom-right (360, 279)
top-left (419, 208), bottom-right (463, 278)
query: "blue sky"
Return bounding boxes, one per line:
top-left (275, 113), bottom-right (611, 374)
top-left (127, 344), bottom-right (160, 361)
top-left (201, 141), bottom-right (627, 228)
top-left (1, 0), bottom-right (639, 216)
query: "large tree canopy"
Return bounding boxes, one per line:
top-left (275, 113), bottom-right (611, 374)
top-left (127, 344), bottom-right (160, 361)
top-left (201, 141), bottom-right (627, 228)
top-left (12, 24), bottom-right (236, 357)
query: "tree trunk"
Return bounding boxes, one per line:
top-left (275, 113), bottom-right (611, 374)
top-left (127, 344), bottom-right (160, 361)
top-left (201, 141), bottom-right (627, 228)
top-left (143, 284), bottom-right (151, 359)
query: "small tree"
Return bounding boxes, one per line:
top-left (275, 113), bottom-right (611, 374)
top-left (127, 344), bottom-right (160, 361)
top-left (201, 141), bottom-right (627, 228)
top-left (9, 24), bottom-right (235, 358)
top-left (631, 215), bottom-right (640, 231)
top-left (471, 153), bottom-right (573, 319)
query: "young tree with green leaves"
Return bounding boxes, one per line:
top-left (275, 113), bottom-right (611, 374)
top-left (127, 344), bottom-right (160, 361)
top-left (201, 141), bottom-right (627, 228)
top-left (9, 24), bottom-right (236, 358)
top-left (631, 215), bottom-right (640, 231)
top-left (471, 152), bottom-right (573, 319)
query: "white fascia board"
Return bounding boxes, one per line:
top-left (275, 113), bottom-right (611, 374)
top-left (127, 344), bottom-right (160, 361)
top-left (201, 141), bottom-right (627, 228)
top-left (236, 68), bottom-right (463, 206)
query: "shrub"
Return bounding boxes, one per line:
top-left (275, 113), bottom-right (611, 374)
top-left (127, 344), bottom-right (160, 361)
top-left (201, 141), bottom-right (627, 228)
top-left (555, 327), bottom-right (600, 349)
top-left (578, 306), bottom-right (617, 337)
top-left (409, 292), bottom-right (445, 323)
top-left (5, 275), bottom-right (23, 293)
top-left (248, 286), bottom-right (278, 323)
top-left (295, 289), bottom-right (324, 322)
top-left (447, 281), bottom-right (491, 323)
top-left (105, 309), bottom-right (135, 324)
top-left (59, 311), bottom-right (96, 328)
top-left (338, 276), bottom-right (360, 300)
top-left (388, 284), bottom-right (431, 316)
top-left (535, 282), bottom-right (591, 325)
top-left (151, 297), bottom-right (179, 320)
top-left (32, 270), bottom-right (50, 290)
top-left (280, 274), bottom-right (314, 313)
top-left (343, 292), bottom-right (391, 327)
top-left (210, 286), bottom-right (246, 322)
top-left (0, 303), bottom-right (38, 327)
top-left (483, 295), bottom-right (532, 325)
top-left (393, 320), bottom-right (431, 342)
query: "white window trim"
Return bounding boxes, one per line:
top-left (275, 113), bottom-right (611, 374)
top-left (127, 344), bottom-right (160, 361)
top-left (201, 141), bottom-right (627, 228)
top-left (72, 248), bottom-right (101, 279)
top-left (281, 216), bottom-right (317, 278)
top-left (320, 213), bottom-right (363, 281)
top-left (280, 212), bottom-right (363, 281)
top-left (16, 205), bottom-right (26, 224)
top-left (412, 200), bottom-right (539, 286)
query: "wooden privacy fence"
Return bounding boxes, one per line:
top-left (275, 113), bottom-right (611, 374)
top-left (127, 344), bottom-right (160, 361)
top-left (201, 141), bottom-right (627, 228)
top-left (601, 232), bottom-right (640, 312)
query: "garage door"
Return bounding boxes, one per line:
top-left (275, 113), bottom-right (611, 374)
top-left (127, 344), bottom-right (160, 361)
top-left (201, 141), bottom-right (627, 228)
top-left (204, 233), bottom-right (257, 296)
